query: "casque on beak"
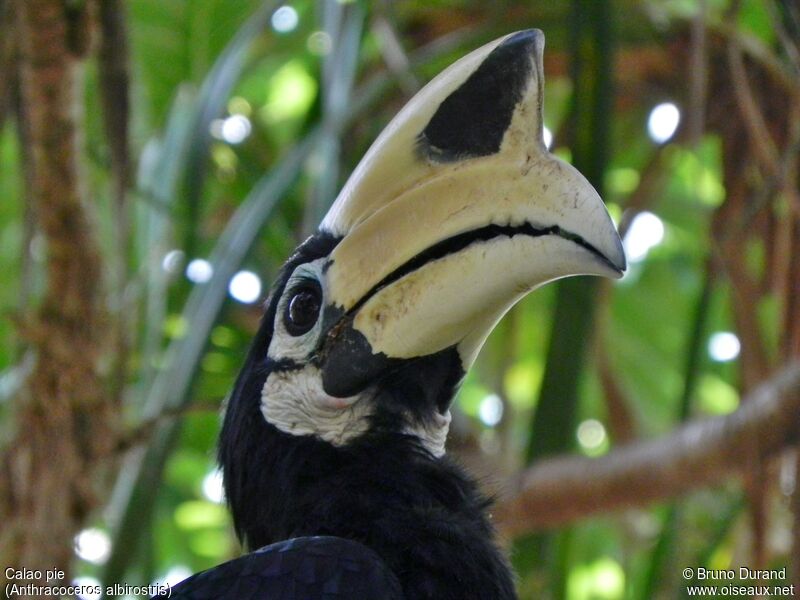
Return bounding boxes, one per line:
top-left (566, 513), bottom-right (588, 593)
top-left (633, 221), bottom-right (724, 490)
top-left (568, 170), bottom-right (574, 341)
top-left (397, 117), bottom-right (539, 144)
top-left (314, 29), bottom-right (625, 400)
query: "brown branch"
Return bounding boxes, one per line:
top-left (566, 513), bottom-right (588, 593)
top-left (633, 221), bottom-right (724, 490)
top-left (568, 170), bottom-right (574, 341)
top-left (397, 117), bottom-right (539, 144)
top-left (767, 0), bottom-right (800, 74)
top-left (788, 216), bottom-right (800, 358)
top-left (1, 0), bottom-right (111, 586)
top-left (495, 363), bottom-right (800, 537)
top-left (592, 284), bottom-right (639, 446)
top-left (98, 0), bottom-right (130, 192)
top-left (98, 0), bottom-right (132, 407)
top-left (13, 55), bottom-right (35, 356)
top-left (616, 146), bottom-right (669, 238)
top-left (712, 146), bottom-right (771, 389)
top-left (708, 20), bottom-right (798, 94)
top-left (780, 101), bottom-right (800, 359)
top-left (793, 446), bottom-right (800, 595)
top-left (0, 0), bottom-right (14, 130)
top-left (687, 0), bottom-right (708, 144)
top-left (590, 146), bottom-right (673, 445)
top-left (726, 41), bottom-right (781, 179)
top-left (594, 344), bottom-right (637, 445)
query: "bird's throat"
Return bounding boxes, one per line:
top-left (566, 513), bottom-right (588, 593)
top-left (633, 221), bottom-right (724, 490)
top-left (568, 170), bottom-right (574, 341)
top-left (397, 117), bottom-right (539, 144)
top-left (220, 415), bottom-right (515, 599)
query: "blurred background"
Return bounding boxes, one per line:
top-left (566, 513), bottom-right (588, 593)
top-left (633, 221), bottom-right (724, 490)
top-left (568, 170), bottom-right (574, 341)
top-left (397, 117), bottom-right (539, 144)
top-left (1, 0), bottom-right (799, 598)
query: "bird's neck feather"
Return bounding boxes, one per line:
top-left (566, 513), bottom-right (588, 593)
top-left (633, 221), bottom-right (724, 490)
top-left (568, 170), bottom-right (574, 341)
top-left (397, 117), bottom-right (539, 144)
top-left (220, 413), bottom-right (516, 598)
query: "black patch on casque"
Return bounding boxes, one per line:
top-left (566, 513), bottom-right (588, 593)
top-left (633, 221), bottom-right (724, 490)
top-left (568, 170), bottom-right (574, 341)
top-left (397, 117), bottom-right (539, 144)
top-left (416, 29), bottom-right (540, 163)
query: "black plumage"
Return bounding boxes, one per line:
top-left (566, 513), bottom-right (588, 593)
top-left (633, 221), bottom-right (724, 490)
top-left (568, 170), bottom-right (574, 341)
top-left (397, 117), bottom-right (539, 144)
top-left (216, 234), bottom-right (516, 599)
top-left (155, 536), bottom-right (402, 599)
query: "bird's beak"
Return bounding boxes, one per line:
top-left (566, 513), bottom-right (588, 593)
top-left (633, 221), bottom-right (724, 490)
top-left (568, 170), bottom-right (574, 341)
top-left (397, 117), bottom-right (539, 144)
top-left (316, 30), bottom-right (625, 400)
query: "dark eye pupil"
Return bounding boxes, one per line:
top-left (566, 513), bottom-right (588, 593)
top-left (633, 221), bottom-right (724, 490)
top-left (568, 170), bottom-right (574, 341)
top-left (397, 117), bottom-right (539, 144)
top-left (286, 288), bottom-right (321, 335)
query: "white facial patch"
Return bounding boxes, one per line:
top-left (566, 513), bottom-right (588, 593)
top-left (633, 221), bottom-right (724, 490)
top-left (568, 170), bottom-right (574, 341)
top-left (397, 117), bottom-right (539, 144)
top-left (261, 364), bottom-right (374, 446)
top-left (262, 257), bottom-right (452, 456)
top-left (261, 364), bottom-right (451, 456)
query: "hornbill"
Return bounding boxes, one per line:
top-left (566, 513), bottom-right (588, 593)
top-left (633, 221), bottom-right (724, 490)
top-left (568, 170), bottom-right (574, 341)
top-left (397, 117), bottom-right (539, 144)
top-left (160, 29), bottom-right (625, 599)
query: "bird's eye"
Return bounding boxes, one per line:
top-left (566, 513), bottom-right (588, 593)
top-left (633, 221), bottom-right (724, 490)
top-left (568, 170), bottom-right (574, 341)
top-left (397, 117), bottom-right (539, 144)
top-left (284, 284), bottom-right (322, 336)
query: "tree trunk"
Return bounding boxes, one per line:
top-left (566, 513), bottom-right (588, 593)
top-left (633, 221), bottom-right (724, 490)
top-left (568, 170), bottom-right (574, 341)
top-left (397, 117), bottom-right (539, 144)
top-left (0, 0), bottom-right (112, 592)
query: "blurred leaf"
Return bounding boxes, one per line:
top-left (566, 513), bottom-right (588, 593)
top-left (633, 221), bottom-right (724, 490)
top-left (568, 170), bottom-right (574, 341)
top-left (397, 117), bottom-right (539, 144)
top-left (180, 1), bottom-right (282, 258)
top-left (165, 451), bottom-right (212, 495)
top-left (504, 359), bottom-right (544, 409)
top-left (456, 375), bottom-right (492, 419)
top-left (175, 501), bottom-right (229, 530)
top-left (129, 0), bottom-right (266, 126)
top-left (261, 60), bottom-right (318, 123)
top-left (739, 0), bottom-right (777, 44)
top-left (697, 374), bottom-right (739, 414)
top-left (638, 266), bottom-right (713, 599)
top-left (302, 0), bottom-right (365, 234)
top-left (189, 529), bottom-right (234, 558)
top-left (567, 556), bottom-right (625, 600)
top-left (0, 126), bottom-right (22, 367)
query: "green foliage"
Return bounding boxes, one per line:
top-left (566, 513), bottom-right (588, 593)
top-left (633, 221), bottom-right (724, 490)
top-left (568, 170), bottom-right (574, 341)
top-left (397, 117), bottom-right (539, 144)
top-left (0, 127), bottom-right (23, 378)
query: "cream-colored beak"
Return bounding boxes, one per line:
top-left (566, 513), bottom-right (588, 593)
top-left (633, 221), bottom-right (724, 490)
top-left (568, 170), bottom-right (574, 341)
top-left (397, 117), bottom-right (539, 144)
top-left (317, 30), bottom-right (625, 398)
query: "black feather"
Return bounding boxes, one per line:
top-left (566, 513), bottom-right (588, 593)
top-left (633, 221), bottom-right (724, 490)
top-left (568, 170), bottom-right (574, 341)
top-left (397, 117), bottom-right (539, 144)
top-left (154, 536), bottom-right (402, 599)
top-left (220, 421), bottom-right (516, 599)
top-left (212, 231), bottom-right (516, 598)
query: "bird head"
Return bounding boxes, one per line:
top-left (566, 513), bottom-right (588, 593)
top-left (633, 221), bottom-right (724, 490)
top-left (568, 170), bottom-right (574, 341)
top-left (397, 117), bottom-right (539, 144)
top-left (220, 29), bottom-right (625, 538)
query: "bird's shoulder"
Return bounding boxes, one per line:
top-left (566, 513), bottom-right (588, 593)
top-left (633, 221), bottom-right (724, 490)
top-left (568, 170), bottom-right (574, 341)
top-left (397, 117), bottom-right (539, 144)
top-left (153, 535), bottom-right (403, 599)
